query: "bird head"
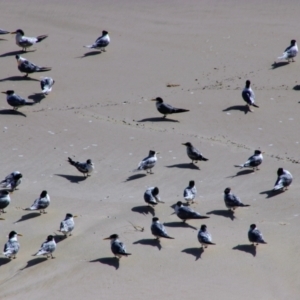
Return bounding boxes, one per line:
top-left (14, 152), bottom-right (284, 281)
top-left (291, 40), bottom-right (296, 46)
top-left (152, 217), bottom-right (159, 222)
top-left (189, 180), bottom-right (195, 187)
top-left (200, 224), bottom-right (207, 231)
top-left (102, 30), bottom-right (109, 35)
top-left (277, 168), bottom-right (284, 176)
top-left (182, 142), bottom-right (192, 147)
top-left (250, 224), bottom-right (256, 230)
top-left (103, 234), bottom-right (119, 241)
top-left (8, 231), bottom-right (22, 239)
top-left (245, 80), bottom-right (251, 88)
top-left (11, 29), bottom-right (25, 36)
top-left (47, 235), bottom-right (54, 242)
top-left (224, 187), bottom-right (231, 194)
top-left (151, 97), bottom-right (163, 103)
top-left (2, 90), bottom-right (14, 95)
top-left (40, 190), bottom-right (48, 198)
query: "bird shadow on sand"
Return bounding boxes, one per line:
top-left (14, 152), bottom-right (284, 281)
top-left (14, 212), bottom-right (41, 223)
top-left (137, 117), bottom-right (179, 123)
top-left (271, 62), bottom-right (290, 69)
top-left (28, 93), bottom-right (46, 103)
top-left (131, 205), bottom-right (155, 216)
top-left (206, 209), bottom-right (235, 221)
top-left (0, 75), bottom-right (39, 82)
top-left (20, 257), bottom-right (48, 270)
top-left (223, 105), bottom-right (248, 114)
top-left (90, 257), bottom-right (119, 270)
top-left (164, 221), bottom-right (197, 230)
top-left (0, 109), bottom-right (26, 117)
top-left (0, 50), bottom-right (32, 58)
top-left (133, 238), bottom-right (162, 250)
top-left (181, 247), bottom-right (204, 261)
top-left (293, 85), bottom-right (300, 91)
top-left (77, 51), bottom-right (102, 58)
top-left (228, 169), bottom-right (254, 178)
top-left (125, 174), bottom-right (147, 182)
top-left (55, 174), bottom-right (87, 183)
top-left (232, 244), bottom-right (256, 257)
top-left (166, 163), bottom-right (200, 170)
top-left (260, 189), bottom-right (284, 199)
top-left (0, 257), bottom-right (11, 267)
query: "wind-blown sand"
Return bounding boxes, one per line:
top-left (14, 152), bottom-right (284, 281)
top-left (0, 1), bottom-right (300, 299)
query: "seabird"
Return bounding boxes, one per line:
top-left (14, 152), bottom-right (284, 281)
top-left (198, 225), bottom-right (215, 248)
top-left (3, 231), bottom-right (22, 259)
top-left (144, 187), bottom-right (164, 207)
top-left (40, 77), bottom-right (55, 95)
top-left (15, 55), bottom-right (51, 77)
top-left (26, 190), bottom-right (50, 214)
top-left (84, 30), bottom-right (110, 52)
top-left (273, 168), bottom-right (293, 191)
top-left (11, 29), bottom-right (48, 51)
top-left (182, 142), bottom-right (208, 164)
top-left (0, 171), bottom-right (22, 191)
top-left (151, 97), bottom-right (189, 118)
top-left (242, 80), bottom-right (259, 112)
top-left (0, 29), bottom-right (9, 35)
top-left (135, 150), bottom-right (158, 174)
top-left (58, 213), bottom-right (77, 237)
top-left (151, 217), bottom-right (174, 239)
top-left (277, 40), bottom-right (298, 62)
top-left (67, 157), bottom-right (94, 177)
top-left (103, 234), bottom-right (131, 259)
top-left (174, 201), bottom-right (209, 222)
top-left (236, 150), bottom-right (263, 171)
top-left (0, 191), bottom-right (11, 214)
top-left (183, 180), bottom-right (197, 205)
top-left (33, 235), bottom-right (56, 258)
top-left (224, 187), bottom-right (250, 211)
top-left (248, 224), bottom-right (267, 246)
top-left (2, 90), bottom-right (35, 110)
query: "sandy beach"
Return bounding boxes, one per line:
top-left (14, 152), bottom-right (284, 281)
top-left (0, 1), bottom-right (300, 299)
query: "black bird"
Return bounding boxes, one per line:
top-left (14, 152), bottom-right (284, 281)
top-left (2, 90), bottom-right (35, 110)
top-left (182, 142), bottom-right (208, 164)
top-left (151, 97), bottom-right (189, 118)
top-left (223, 187), bottom-right (250, 211)
top-left (15, 55), bottom-right (51, 77)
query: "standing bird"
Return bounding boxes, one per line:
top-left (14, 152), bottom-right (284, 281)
top-left (183, 180), bottom-right (197, 205)
top-left (15, 55), bottom-right (51, 77)
top-left (84, 30), bottom-right (110, 52)
top-left (198, 225), bottom-right (215, 248)
top-left (151, 217), bottom-right (174, 239)
top-left (33, 235), bottom-right (56, 258)
top-left (248, 224), bottom-right (267, 246)
top-left (242, 80), bottom-right (259, 112)
top-left (40, 77), bottom-right (55, 95)
top-left (2, 90), bottom-right (35, 110)
top-left (0, 29), bottom-right (9, 35)
top-left (144, 187), bottom-right (164, 207)
top-left (236, 150), bottom-right (263, 171)
top-left (277, 39), bottom-right (298, 62)
top-left (151, 97), bottom-right (189, 118)
top-left (58, 213), bottom-right (77, 237)
top-left (135, 150), bottom-right (158, 174)
top-left (11, 29), bottom-right (48, 52)
top-left (273, 168), bottom-right (293, 191)
top-left (223, 187), bottom-right (250, 211)
top-left (174, 201), bottom-right (209, 223)
top-left (0, 171), bottom-right (22, 191)
top-left (103, 234), bottom-right (131, 259)
top-left (0, 191), bottom-right (11, 214)
top-left (67, 157), bottom-right (94, 177)
top-left (26, 190), bottom-right (50, 214)
top-left (182, 142), bottom-right (208, 164)
top-left (3, 231), bottom-right (22, 259)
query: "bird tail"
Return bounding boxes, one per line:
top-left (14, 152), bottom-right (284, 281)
top-left (84, 45), bottom-right (94, 49)
top-left (201, 157), bottom-right (208, 161)
top-left (68, 157), bottom-right (76, 166)
top-left (125, 253), bottom-right (132, 256)
top-left (42, 87), bottom-right (51, 95)
top-left (273, 184), bottom-right (283, 191)
top-left (277, 52), bottom-right (288, 60)
top-left (37, 67), bottom-right (52, 72)
top-left (234, 164), bottom-right (244, 168)
top-left (36, 35), bottom-right (48, 43)
top-left (165, 236), bottom-right (175, 239)
top-left (173, 108), bottom-right (190, 114)
top-left (241, 204), bottom-right (250, 207)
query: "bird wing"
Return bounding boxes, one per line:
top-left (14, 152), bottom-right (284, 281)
top-left (151, 223), bottom-right (168, 237)
top-left (95, 36), bottom-right (109, 48)
top-left (20, 60), bottom-right (38, 72)
top-left (183, 188), bottom-right (194, 200)
top-left (198, 231), bottom-right (212, 243)
top-left (242, 89), bottom-right (254, 104)
top-left (19, 36), bottom-right (37, 47)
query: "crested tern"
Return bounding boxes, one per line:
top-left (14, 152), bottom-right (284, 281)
top-left (236, 150), bottom-right (263, 171)
top-left (242, 80), bottom-right (259, 112)
top-left (183, 180), bottom-right (197, 205)
top-left (273, 168), bottom-right (293, 191)
top-left (151, 97), bottom-right (189, 118)
top-left (58, 213), bottom-right (77, 237)
top-left (151, 217), bottom-right (174, 239)
top-left (26, 190), bottom-right (50, 213)
top-left (144, 187), bottom-right (164, 207)
top-left (3, 231), bottom-right (22, 259)
top-left (248, 224), bottom-right (267, 246)
top-left (0, 191), bottom-right (11, 214)
top-left (135, 150), bottom-right (158, 174)
top-left (277, 39), bottom-right (298, 62)
top-left (34, 235), bottom-right (56, 258)
top-left (174, 201), bottom-right (209, 222)
top-left (40, 77), bottom-right (55, 95)
top-left (104, 234), bottom-right (131, 259)
top-left (68, 157), bottom-right (94, 177)
top-left (15, 55), bottom-right (51, 77)
top-left (0, 171), bottom-right (22, 191)
top-left (84, 30), bottom-right (110, 52)
top-left (182, 142), bottom-right (208, 164)
top-left (2, 90), bottom-right (35, 110)
top-left (224, 187), bottom-right (250, 211)
top-left (198, 225), bottom-right (215, 248)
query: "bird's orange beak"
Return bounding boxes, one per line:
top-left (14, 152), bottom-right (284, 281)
top-left (103, 237), bottom-right (111, 240)
top-left (11, 32), bottom-right (17, 34)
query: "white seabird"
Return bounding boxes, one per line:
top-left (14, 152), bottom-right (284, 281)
top-left (2, 90), bottom-right (35, 110)
top-left (277, 39), bottom-right (298, 62)
top-left (40, 77), bottom-right (55, 95)
top-left (224, 187), bottom-right (250, 211)
top-left (68, 157), bottom-right (94, 177)
top-left (151, 97), bottom-right (189, 118)
top-left (103, 234), bottom-right (131, 259)
top-left (242, 80), bottom-right (259, 112)
top-left (174, 201), bottom-right (209, 223)
top-left (182, 142), bottom-right (208, 164)
top-left (135, 150), bottom-right (159, 174)
top-left (15, 55), bottom-right (51, 77)
top-left (26, 190), bottom-right (50, 214)
top-left (33, 235), bottom-right (56, 258)
top-left (151, 217), bottom-right (174, 239)
top-left (235, 150), bottom-right (263, 171)
top-left (58, 213), bottom-right (77, 237)
top-left (183, 180), bottom-right (197, 205)
top-left (3, 231), bottom-right (22, 259)
top-left (84, 30), bottom-right (110, 52)
top-left (11, 29), bottom-right (48, 52)
top-left (144, 187), bottom-right (164, 207)
top-left (273, 168), bottom-right (293, 191)
top-left (197, 225), bottom-right (215, 249)
top-left (0, 171), bottom-right (22, 191)
top-left (248, 224), bottom-right (267, 246)
top-left (0, 191), bottom-right (11, 214)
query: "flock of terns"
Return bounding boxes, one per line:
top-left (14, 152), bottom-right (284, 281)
top-left (0, 27), bottom-right (297, 260)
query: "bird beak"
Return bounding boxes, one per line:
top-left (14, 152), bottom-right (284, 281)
top-left (103, 237), bottom-right (111, 240)
top-left (11, 32), bottom-right (16, 34)
top-left (156, 151), bottom-right (160, 154)
top-left (17, 234), bottom-right (23, 236)
top-left (182, 143), bottom-right (186, 146)
top-left (151, 99), bottom-right (157, 101)
top-left (170, 212), bottom-right (176, 215)
top-left (73, 215), bottom-right (78, 218)
top-left (1, 92), bottom-right (7, 94)
top-left (0, 218), bottom-right (5, 220)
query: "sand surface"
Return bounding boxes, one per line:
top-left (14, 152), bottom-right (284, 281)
top-left (0, 1), bottom-right (300, 299)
